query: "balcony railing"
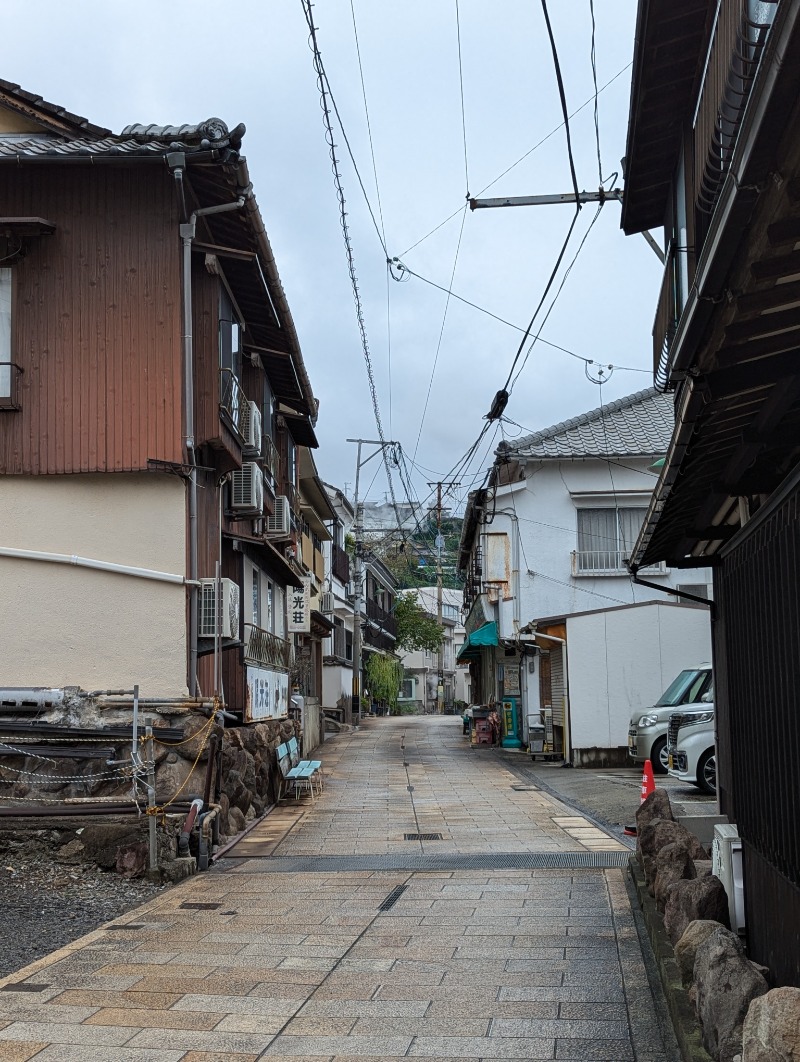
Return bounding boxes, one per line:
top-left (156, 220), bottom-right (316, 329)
top-left (262, 433), bottom-right (279, 486)
top-left (365, 597), bottom-right (397, 639)
top-left (653, 246), bottom-right (681, 390)
top-left (244, 623), bottom-right (291, 669)
top-left (571, 550), bottom-right (666, 576)
top-left (332, 542), bottom-right (350, 584)
top-left (219, 368), bottom-right (246, 440)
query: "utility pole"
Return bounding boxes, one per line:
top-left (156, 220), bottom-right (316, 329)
top-left (347, 438), bottom-right (400, 726)
top-left (468, 187), bottom-right (665, 264)
top-left (428, 481), bottom-right (458, 714)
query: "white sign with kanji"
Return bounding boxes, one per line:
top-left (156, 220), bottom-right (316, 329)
top-left (287, 577), bottom-right (311, 633)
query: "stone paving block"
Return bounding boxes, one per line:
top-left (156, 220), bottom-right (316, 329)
top-left (554, 1038), bottom-right (635, 1059)
top-left (172, 994), bottom-right (303, 1017)
top-left (83, 1007), bottom-right (221, 1030)
top-left (0, 1003), bottom-right (98, 1024)
top-left (0, 1021), bottom-right (137, 1046)
top-left (49, 989), bottom-right (182, 1010)
top-left (128, 1028), bottom-right (276, 1053)
top-left (490, 1017), bottom-right (630, 1038)
top-left (559, 1001), bottom-right (628, 1020)
top-left (262, 1034), bottom-right (413, 1056)
top-left (499, 986), bottom-right (626, 1003)
top-left (212, 1014), bottom-right (298, 1034)
top-left (28, 1049), bottom-right (185, 1062)
top-left (407, 1035), bottom-right (555, 1057)
top-left (0, 1043), bottom-right (50, 1062)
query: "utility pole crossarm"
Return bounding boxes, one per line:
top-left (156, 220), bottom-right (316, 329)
top-left (469, 189), bottom-right (623, 210)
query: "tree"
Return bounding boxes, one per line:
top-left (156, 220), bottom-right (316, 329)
top-left (394, 593), bottom-right (444, 653)
top-left (364, 653), bottom-right (404, 712)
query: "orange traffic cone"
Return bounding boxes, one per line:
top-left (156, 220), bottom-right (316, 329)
top-left (640, 758), bottom-right (656, 803)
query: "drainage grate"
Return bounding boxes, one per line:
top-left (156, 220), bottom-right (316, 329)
top-left (106, 924), bottom-right (145, 931)
top-left (2, 983), bottom-right (50, 993)
top-left (379, 884), bottom-right (408, 911)
top-left (232, 850), bottom-right (631, 873)
top-left (179, 902), bottom-right (221, 910)
top-left (404, 833), bottom-right (443, 841)
top-left (510, 784), bottom-right (539, 791)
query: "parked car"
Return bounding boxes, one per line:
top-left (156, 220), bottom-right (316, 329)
top-left (628, 665), bottom-right (713, 774)
top-left (667, 705), bottom-right (716, 794)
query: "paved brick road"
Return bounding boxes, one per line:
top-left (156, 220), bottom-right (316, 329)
top-left (0, 716), bottom-right (679, 1061)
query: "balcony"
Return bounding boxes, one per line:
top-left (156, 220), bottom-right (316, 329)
top-left (652, 247), bottom-right (682, 390)
top-left (365, 597), bottom-right (396, 640)
top-left (571, 550), bottom-right (666, 576)
top-left (219, 368), bottom-right (246, 441)
top-left (332, 542), bottom-right (350, 585)
top-left (244, 623), bottom-right (291, 670)
top-left (262, 433), bottom-right (279, 487)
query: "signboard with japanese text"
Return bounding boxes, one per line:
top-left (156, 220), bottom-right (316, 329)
top-left (503, 667), bottom-right (521, 696)
top-left (287, 577), bottom-right (311, 633)
top-left (245, 666), bottom-right (290, 722)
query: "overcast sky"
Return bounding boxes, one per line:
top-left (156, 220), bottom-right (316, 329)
top-left (5, 1), bottom-right (662, 515)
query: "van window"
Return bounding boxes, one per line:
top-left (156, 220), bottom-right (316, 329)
top-left (656, 669), bottom-right (712, 707)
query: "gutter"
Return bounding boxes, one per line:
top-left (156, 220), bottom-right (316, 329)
top-left (0, 546), bottom-right (199, 585)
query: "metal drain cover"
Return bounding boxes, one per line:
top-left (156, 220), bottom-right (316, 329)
top-left (179, 902), bottom-right (222, 910)
top-left (511, 784), bottom-right (539, 791)
top-left (404, 832), bottom-right (443, 841)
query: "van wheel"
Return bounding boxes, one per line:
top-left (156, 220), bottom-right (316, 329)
top-left (697, 749), bottom-right (716, 794)
top-left (650, 737), bottom-right (669, 774)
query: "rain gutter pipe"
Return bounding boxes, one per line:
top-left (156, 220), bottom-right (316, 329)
top-left (0, 547), bottom-right (199, 586)
top-left (178, 797), bottom-right (204, 857)
top-left (170, 152), bottom-right (245, 696)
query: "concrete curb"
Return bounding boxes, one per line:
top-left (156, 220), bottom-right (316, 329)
top-left (628, 855), bottom-right (713, 1062)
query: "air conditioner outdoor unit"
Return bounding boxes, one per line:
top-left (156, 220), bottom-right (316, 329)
top-left (712, 824), bottom-right (745, 934)
top-left (345, 581), bottom-right (355, 600)
top-left (320, 591), bottom-right (335, 614)
top-left (265, 495), bottom-right (291, 537)
top-left (231, 463), bottom-right (264, 514)
top-left (241, 400), bottom-right (262, 457)
top-left (198, 578), bottom-right (241, 639)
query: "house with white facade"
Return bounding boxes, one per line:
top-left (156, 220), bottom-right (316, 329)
top-left (321, 483), bottom-right (355, 722)
top-left (457, 389), bottom-right (712, 764)
top-left (397, 587), bottom-right (469, 713)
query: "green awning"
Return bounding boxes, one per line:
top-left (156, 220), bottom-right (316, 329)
top-left (456, 621), bottom-right (499, 662)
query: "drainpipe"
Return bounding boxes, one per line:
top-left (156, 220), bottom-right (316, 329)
top-left (178, 797), bottom-right (204, 857)
top-left (170, 155), bottom-right (245, 696)
top-left (0, 547), bottom-right (200, 585)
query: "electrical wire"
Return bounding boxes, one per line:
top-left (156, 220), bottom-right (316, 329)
top-left (588, 0), bottom-right (603, 185)
top-left (391, 259), bottom-right (650, 374)
top-left (539, 0), bottom-right (581, 206)
top-left (455, 0), bottom-right (470, 195)
top-left (302, 0), bottom-right (406, 540)
top-left (397, 62), bottom-right (631, 259)
top-left (411, 206), bottom-right (468, 463)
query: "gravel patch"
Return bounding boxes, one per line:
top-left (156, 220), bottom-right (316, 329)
top-left (0, 843), bottom-right (165, 977)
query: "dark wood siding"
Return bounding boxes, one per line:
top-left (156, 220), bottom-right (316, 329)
top-left (0, 164), bottom-right (182, 474)
top-left (715, 479), bottom-right (800, 986)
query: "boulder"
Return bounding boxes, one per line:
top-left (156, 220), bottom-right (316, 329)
top-left (640, 818), bottom-right (708, 887)
top-left (81, 822), bottom-right (146, 869)
top-left (653, 841), bottom-right (697, 910)
top-left (116, 841), bottom-right (149, 879)
top-left (695, 859), bottom-right (713, 878)
top-left (664, 875), bottom-right (731, 946)
top-left (742, 987), bottom-right (800, 1061)
top-left (636, 788), bottom-right (674, 839)
top-left (675, 919), bottom-right (722, 985)
top-left (227, 805), bottom-right (246, 835)
top-left (694, 926), bottom-right (768, 1062)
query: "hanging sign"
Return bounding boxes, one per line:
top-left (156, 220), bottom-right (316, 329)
top-left (287, 577), bottom-right (311, 633)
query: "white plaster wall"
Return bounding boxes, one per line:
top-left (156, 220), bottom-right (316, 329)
top-left (0, 473), bottom-right (188, 696)
top-left (322, 662), bottom-right (352, 711)
top-left (566, 601), bottom-right (712, 751)
top-left (494, 459), bottom-right (712, 631)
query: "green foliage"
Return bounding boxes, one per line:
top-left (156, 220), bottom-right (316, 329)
top-left (391, 703), bottom-right (419, 716)
top-left (367, 517), bottom-right (465, 591)
top-left (365, 653), bottom-right (404, 711)
top-left (394, 593), bottom-right (444, 653)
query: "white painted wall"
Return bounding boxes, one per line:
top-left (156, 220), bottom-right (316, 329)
top-left (566, 600), bottom-right (711, 760)
top-left (0, 473), bottom-right (188, 696)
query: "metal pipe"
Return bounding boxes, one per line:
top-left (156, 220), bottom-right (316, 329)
top-left (178, 796), bottom-right (204, 857)
top-left (174, 175), bottom-right (246, 699)
top-left (0, 547), bottom-right (200, 585)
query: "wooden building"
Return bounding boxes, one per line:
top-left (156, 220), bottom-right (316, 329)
top-left (0, 79), bottom-right (324, 722)
top-left (622, 0), bottom-right (800, 985)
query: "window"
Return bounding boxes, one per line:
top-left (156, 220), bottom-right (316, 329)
top-left (400, 678), bottom-right (415, 700)
top-left (252, 568), bottom-right (261, 628)
top-left (286, 433), bottom-right (297, 490)
top-left (219, 286), bottom-right (244, 433)
top-left (575, 507), bottom-right (647, 573)
top-left (0, 269), bottom-right (12, 405)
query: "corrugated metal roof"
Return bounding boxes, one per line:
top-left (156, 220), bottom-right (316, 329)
top-left (501, 388), bottom-right (674, 459)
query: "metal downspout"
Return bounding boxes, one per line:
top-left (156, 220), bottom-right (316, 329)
top-left (171, 155), bottom-right (245, 696)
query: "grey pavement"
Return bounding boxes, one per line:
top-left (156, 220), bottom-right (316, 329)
top-left (0, 715), bottom-right (680, 1061)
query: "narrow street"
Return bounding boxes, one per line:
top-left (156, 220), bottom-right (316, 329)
top-left (0, 717), bottom-right (680, 1061)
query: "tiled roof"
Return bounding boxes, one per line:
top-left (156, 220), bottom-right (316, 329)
top-left (0, 136), bottom-right (203, 158)
top-left (501, 388), bottom-right (673, 459)
top-left (0, 78), bottom-right (111, 137)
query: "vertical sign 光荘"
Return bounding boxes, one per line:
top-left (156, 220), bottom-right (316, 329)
top-left (287, 577), bottom-right (311, 634)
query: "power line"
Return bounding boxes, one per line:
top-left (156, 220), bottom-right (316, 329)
top-left (588, 0), bottom-right (603, 185)
top-left (411, 206), bottom-right (468, 463)
top-left (391, 258), bottom-right (649, 374)
top-left (301, 0), bottom-right (405, 538)
top-left (539, 0), bottom-right (581, 206)
top-left (455, 0), bottom-right (470, 195)
top-left (397, 62), bottom-right (631, 259)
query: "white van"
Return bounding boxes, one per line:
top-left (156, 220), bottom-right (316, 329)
top-left (667, 704), bottom-right (716, 794)
top-left (627, 665), bottom-right (713, 773)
